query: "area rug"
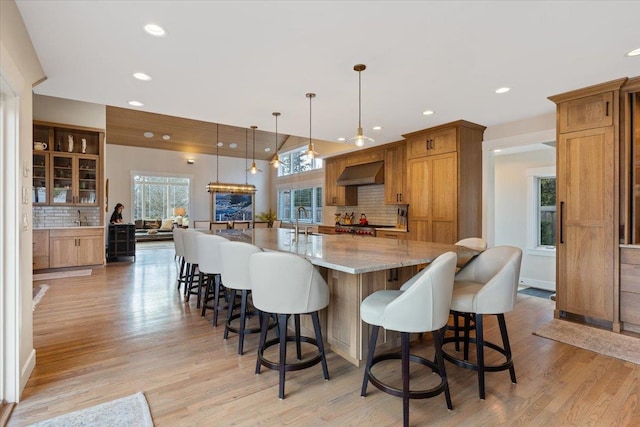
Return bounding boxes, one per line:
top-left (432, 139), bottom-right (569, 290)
top-left (33, 269), bottom-right (92, 281)
top-left (534, 319), bottom-right (640, 365)
top-left (27, 392), bottom-right (154, 427)
top-left (32, 284), bottom-right (50, 311)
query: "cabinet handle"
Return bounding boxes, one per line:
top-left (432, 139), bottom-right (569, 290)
top-left (560, 201), bottom-right (564, 244)
top-left (605, 101), bottom-right (609, 117)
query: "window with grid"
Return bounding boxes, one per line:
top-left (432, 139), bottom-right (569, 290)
top-left (277, 187), bottom-right (323, 223)
top-left (277, 146), bottom-right (323, 177)
top-left (132, 174), bottom-right (191, 220)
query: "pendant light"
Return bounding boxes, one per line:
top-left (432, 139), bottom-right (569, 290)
top-left (248, 125), bottom-right (262, 174)
top-left (270, 112), bottom-right (281, 168)
top-left (305, 93), bottom-right (319, 159)
top-left (350, 64), bottom-right (374, 147)
top-left (206, 123), bottom-right (256, 194)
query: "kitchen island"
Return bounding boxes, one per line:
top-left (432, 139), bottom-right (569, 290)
top-left (213, 228), bottom-right (479, 366)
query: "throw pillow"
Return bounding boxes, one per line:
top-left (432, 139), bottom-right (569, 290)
top-left (160, 219), bottom-right (174, 230)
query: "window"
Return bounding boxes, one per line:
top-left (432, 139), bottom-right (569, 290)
top-left (526, 166), bottom-right (556, 254)
top-left (277, 146), bottom-right (323, 177)
top-left (132, 173), bottom-right (191, 219)
top-left (277, 187), bottom-right (323, 223)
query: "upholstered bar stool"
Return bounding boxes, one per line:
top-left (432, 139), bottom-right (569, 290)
top-left (441, 246), bottom-right (522, 400)
top-left (173, 227), bottom-right (188, 292)
top-left (220, 241), bottom-right (265, 355)
top-left (196, 233), bottom-right (229, 326)
top-left (181, 230), bottom-right (202, 307)
top-left (250, 251), bottom-right (330, 399)
top-left (361, 252), bottom-right (457, 427)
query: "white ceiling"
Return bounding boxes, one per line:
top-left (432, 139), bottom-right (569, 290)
top-left (16, 1), bottom-right (640, 150)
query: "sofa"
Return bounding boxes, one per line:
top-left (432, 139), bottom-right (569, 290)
top-left (134, 218), bottom-right (175, 241)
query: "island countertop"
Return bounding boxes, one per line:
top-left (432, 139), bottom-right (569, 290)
top-left (213, 228), bottom-right (478, 274)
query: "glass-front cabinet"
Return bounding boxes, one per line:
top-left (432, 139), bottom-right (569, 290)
top-left (51, 154), bottom-right (99, 205)
top-left (32, 152), bottom-right (49, 204)
top-left (32, 121), bottom-right (103, 206)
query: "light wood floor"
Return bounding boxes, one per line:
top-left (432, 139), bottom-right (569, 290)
top-left (10, 242), bottom-right (640, 426)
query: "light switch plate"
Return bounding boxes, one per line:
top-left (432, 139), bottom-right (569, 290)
top-left (22, 213), bottom-right (29, 230)
top-left (22, 187), bottom-right (28, 204)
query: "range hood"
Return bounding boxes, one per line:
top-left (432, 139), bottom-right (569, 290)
top-left (337, 161), bottom-right (384, 186)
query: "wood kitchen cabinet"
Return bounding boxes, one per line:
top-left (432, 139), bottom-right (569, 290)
top-left (549, 78), bottom-right (626, 331)
top-left (33, 121), bottom-right (103, 207)
top-left (384, 142), bottom-right (406, 204)
top-left (325, 157), bottom-right (357, 206)
top-left (49, 228), bottom-right (104, 268)
top-left (345, 149), bottom-right (384, 166)
top-left (33, 229), bottom-right (50, 270)
top-left (403, 120), bottom-right (485, 243)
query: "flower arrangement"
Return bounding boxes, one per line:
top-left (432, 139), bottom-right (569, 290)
top-left (256, 209), bottom-right (277, 227)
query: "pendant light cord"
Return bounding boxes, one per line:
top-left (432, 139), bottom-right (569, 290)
top-left (245, 128), bottom-right (248, 184)
top-left (216, 124), bottom-right (219, 183)
top-left (358, 69), bottom-right (362, 128)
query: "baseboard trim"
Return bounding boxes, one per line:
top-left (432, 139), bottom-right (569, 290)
top-left (519, 277), bottom-right (555, 291)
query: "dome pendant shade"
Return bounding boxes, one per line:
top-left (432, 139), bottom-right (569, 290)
top-left (350, 64), bottom-right (374, 147)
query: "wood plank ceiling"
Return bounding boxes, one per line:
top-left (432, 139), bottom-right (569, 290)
top-left (106, 106), bottom-right (312, 161)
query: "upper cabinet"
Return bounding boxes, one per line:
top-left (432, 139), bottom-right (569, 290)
top-left (384, 142), bottom-right (406, 204)
top-left (406, 127), bottom-right (456, 159)
top-left (325, 157), bottom-right (357, 206)
top-left (403, 120), bottom-right (485, 243)
top-left (32, 121), bottom-right (104, 206)
top-left (557, 92), bottom-right (614, 133)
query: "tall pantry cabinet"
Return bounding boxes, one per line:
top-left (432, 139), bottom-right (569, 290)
top-left (549, 78), bottom-right (627, 332)
top-left (403, 120), bottom-right (485, 243)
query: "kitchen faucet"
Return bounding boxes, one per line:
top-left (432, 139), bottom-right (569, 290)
top-left (294, 206), bottom-right (308, 240)
top-left (74, 209), bottom-right (81, 226)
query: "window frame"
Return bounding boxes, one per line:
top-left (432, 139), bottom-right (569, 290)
top-left (526, 166), bottom-right (556, 256)
top-left (277, 186), bottom-right (323, 224)
top-left (277, 146), bottom-right (323, 177)
top-left (130, 171), bottom-right (193, 220)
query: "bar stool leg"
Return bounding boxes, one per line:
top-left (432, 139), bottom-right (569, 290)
top-left (212, 274), bottom-right (223, 327)
top-left (311, 312), bottom-right (329, 380)
top-left (294, 314), bottom-right (302, 360)
top-left (361, 325), bottom-right (380, 396)
top-left (278, 313), bottom-right (288, 399)
top-left (433, 327), bottom-right (453, 409)
top-left (401, 332), bottom-right (410, 427)
top-left (255, 311), bottom-right (270, 375)
top-left (238, 290), bottom-right (249, 355)
top-left (475, 314), bottom-right (485, 400)
top-left (498, 314), bottom-right (517, 384)
top-left (223, 289), bottom-right (237, 340)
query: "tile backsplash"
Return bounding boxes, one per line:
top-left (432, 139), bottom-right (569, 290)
top-left (326, 185), bottom-right (406, 226)
top-left (33, 206), bottom-right (101, 228)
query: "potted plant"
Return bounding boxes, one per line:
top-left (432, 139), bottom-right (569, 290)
top-left (256, 209), bottom-right (277, 228)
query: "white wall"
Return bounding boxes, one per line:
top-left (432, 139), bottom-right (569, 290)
top-left (0, 0), bottom-right (45, 401)
top-left (105, 144), bottom-right (271, 223)
top-left (494, 148), bottom-right (556, 290)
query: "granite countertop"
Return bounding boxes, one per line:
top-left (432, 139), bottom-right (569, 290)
top-left (211, 228), bottom-right (478, 274)
top-left (34, 225), bottom-right (105, 230)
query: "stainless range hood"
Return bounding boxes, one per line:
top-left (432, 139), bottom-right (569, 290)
top-left (337, 161), bottom-right (384, 186)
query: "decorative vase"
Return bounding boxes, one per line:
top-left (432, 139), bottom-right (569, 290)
top-left (81, 138), bottom-right (87, 154)
top-left (67, 135), bottom-right (74, 153)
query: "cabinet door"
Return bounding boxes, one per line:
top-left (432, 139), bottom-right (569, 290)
top-left (407, 157), bottom-right (429, 218)
top-left (558, 92), bottom-right (614, 133)
top-left (33, 152), bottom-right (49, 205)
top-left (50, 236), bottom-right (78, 268)
top-left (430, 153), bottom-right (457, 243)
top-left (428, 128), bottom-right (457, 156)
top-left (77, 236), bottom-right (105, 266)
top-left (51, 154), bottom-right (75, 205)
top-left (77, 155), bottom-right (99, 205)
top-left (33, 230), bottom-right (50, 270)
top-left (384, 144), bottom-right (406, 204)
top-left (345, 149), bottom-right (384, 166)
top-left (557, 127), bottom-right (615, 321)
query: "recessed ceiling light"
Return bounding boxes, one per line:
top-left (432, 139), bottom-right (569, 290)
top-left (144, 24), bottom-right (166, 37)
top-left (422, 110), bottom-right (434, 116)
top-left (229, 143), bottom-right (238, 148)
top-left (495, 87), bottom-right (511, 94)
top-left (337, 137), bottom-right (346, 142)
top-left (162, 135), bottom-right (170, 141)
top-left (373, 126), bottom-right (382, 131)
top-left (626, 47), bottom-right (640, 57)
top-left (143, 131), bottom-right (154, 138)
top-left (216, 142), bottom-right (224, 147)
top-left (128, 100), bottom-right (144, 107)
top-left (133, 72), bottom-right (152, 81)
top-left (264, 147), bottom-right (271, 152)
